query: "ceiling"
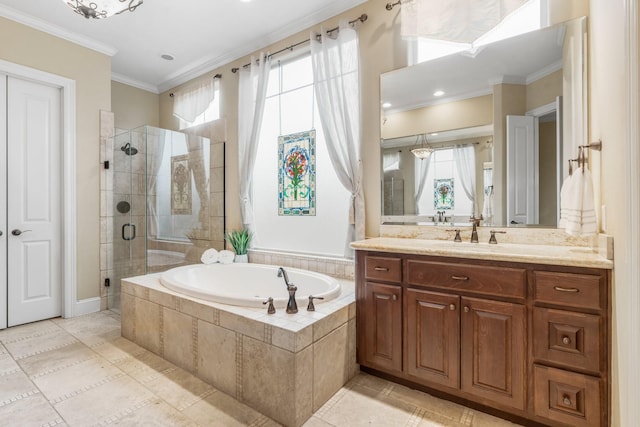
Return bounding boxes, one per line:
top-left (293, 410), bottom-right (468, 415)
top-left (381, 22), bottom-right (564, 114)
top-left (0, 0), bottom-right (366, 93)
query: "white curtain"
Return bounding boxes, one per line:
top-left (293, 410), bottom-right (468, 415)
top-left (172, 80), bottom-right (216, 123)
top-left (146, 130), bottom-right (166, 238)
top-left (238, 54), bottom-right (271, 237)
top-left (401, 0), bottom-right (528, 43)
top-left (453, 145), bottom-right (477, 216)
top-left (414, 156), bottom-right (432, 214)
top-left (311, 23), bottom-right (363, 258)
top-left (383, 151), bottom-right (400, 172)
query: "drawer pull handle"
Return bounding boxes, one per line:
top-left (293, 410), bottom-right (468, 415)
top-left (374, 267), bottom-right (390, 272)
top-left (562, 336), bottom-right (571, 345)
top-left (554, 286), bottom-right (580, 293)
top-left (392, 294), bottom-right (397, 301)
top-left (563, 396), bottom-right (571, 406)
top-left (463, 306), bottom-right (470, 313)
top-left (451, 275), bottom-right (469, 281)
top-left (449, 304), bottom-right (456, 311)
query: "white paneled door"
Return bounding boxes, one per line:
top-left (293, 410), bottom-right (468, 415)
top-left (2, 75), bottom-right (62, 327)
top-left (506, 115), bottom-right (539, 226)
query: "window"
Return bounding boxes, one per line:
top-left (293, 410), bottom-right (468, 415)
top-left (177, 80), bottom-right (221, 130)
top-left (416, 148), bottom-right (473, 218)
top-left (252, 52), bottom-right (351, 257)
top-left (410, 0), bottom-right (548, 65)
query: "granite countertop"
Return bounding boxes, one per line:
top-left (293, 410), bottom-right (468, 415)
top-left (351, 237), bottom-right (613, 269)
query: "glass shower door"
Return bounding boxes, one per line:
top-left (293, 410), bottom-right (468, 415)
top-left (107, 130), bottom-right (146, 312)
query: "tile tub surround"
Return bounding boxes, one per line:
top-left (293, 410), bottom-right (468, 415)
top-left (248, 249), bottom-right (355, 280)
top-left (121, 273), bottom-right (357, 427)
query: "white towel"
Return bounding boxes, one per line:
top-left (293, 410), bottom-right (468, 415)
top-left (218, 250), bottom-right (235, 264)
top-left (559, 167), bottom-right (597, 236)
top-left (200, 248), bottom-right (219, 264)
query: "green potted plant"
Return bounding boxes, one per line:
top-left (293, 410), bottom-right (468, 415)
top-left (225, 228), bottom-right (252, 262)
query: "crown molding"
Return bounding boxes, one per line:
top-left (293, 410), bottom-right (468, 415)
top-left (111, 72), bottom-right (159, 94)
top-left (157, 0), bottom-right (367, 92)
top-left (0, 4), bottom-right (118, 57)
top-left (526, 59), bottom-right (562, 84)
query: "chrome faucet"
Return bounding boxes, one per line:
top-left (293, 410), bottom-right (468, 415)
top-left (277, 267), bottom-right (298, 313)
top-left (469, 216), bottom-right (482, 243)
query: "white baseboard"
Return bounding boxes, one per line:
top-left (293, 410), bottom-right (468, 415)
top-left (73, 297), bottom-right (101, 317)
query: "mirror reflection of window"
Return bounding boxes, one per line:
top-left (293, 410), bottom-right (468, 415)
top-left (409, 0), bottom-right (548, 66)
top-left (415, 148), bottom-right (473, 220)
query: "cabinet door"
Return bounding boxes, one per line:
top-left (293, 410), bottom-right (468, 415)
top-left (361, 282), bottom-right (402, 372)
top-left (406, 288), bottom-right (460, 389)
top-left (461, 297), bottom-right (526, 410)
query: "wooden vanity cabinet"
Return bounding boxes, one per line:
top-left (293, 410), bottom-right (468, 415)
top-left (355, 250), bottom-right (611, 427)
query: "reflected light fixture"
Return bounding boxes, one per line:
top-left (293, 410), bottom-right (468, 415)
top-left (433, 90), bottom-right (445, 97)
top-left (63, 0), bottom-right (143, 19)
top-left (411, 134), bottom-right (433, 159)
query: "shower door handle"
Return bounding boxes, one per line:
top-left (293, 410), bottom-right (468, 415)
top-left (122, 224), bottom-right (136, 241)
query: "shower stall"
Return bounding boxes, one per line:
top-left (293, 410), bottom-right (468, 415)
top-left (103, 125), bottom-right (225, 312)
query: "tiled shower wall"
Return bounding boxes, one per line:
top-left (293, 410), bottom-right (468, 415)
top-left (99, 112), bottom-right (226, 310)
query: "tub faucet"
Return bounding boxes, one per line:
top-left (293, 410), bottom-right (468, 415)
top-left (277, 267), bottom-right (298, 313)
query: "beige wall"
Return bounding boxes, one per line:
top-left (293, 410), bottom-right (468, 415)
top-left (526, 69), bottom-right (563, 111)
top-left (381, 95), bottom-right (493, 140)
top-left (111, 81), bottom-right (160, 130)
top-left (588, 1), bottom-right (630, 425)
top-left (0, 17), bottom-right (111, 301)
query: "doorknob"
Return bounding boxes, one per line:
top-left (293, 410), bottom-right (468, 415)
top-left (11, 229), bottom-right (31, 236)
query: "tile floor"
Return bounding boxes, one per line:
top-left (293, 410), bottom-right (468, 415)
top-left (0, 311), bottom-right (521, 427)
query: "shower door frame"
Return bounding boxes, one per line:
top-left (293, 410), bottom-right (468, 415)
top-left (0, 59), bottom-right (77, 329)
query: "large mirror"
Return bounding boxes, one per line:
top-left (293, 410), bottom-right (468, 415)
top-left (380, 16), bottom-right (587, 227)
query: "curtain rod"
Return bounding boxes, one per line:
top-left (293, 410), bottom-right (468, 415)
top-left (169, 74), bottom-right (222, 98)
top-left (231, 13), bottom-right (368, 73)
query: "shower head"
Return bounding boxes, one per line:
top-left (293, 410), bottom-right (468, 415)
top-left (121, 142), bottom-right (138, 156)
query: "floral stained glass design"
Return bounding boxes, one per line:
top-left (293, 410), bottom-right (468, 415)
top-left (171, 154), bottom-right (192, 215)
top-left (434, 178), bottom-right (454, 210)
top-left (278, 130), bottom-right (316, 216)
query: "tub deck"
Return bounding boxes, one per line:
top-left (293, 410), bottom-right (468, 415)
top-left (121, 272), bottom-right (357, 427)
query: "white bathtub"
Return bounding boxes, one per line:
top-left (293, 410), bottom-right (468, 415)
top-left (159, 263), bottom-right (342, 308)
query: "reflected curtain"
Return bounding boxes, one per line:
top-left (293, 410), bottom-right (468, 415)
top-left (238, 53), bottom-right (271, 238)
top-left (146, 130), bottom-right (166, 239)
top-left (453, 144), bottom-right (477, 216)
top-left (401, 0), bottom-right (528, 43)
top-left (311, 23), bottom-right (363, 258)
top-left (186, 134), bottom-right (210, 237)
top-left (383, 151), bottom-right (400, 172)
top-left (414, 156), bottom-right (432, 215)
top-left (172, 80), bottom-right (216, 123)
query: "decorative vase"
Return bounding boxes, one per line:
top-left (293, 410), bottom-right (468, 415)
top-left (234, 254), bottom-right (248, 263)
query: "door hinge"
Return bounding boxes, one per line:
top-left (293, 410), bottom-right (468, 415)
top-left (104, 278), bottom-right (110, 287)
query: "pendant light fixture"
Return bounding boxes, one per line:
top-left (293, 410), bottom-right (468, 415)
top-left (63, 0), bottom-right (143, 19)
top-left (411, 133), bottom-right (433, 159)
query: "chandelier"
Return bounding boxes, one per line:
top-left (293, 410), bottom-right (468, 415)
top-left (411, 134), bottom-right (433, 159)
top-left (63, 0), bottom-right (143, 19)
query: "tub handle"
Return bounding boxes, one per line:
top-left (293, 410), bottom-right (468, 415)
top-left (263, 297), bottom-right (276, 314)
top-left (307, 295), bottom-right (325, 312)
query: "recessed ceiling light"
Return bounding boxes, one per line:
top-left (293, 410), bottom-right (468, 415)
top-left (433, 90), bottom-right (445, 97)
top-left (430, 133), bottom-right (439, 136)
top-left (382, 102), bottom-right (392, 108)
top-left (161, 53), bottom-right (175, 61)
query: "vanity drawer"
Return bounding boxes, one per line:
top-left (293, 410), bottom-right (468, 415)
top-left (364, 255), bottom-right (402, 283)
top-left (533, 365), bottom-right (601, 427)
top-left (406, 260), bottom-right (526, 299)
top-left (533, 307), bottom-right (601, 373)
top-left (534, 271), bottom-right (603, 311)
